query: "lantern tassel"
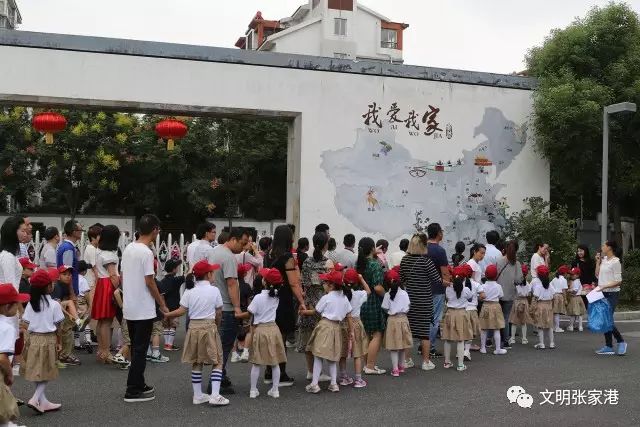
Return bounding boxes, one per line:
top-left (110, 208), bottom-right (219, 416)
top-left (45, 133), bottom-right (54, 145)
top-left (167, 139), bottom-right (175, 151)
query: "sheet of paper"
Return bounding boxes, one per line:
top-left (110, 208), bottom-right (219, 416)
top-left (587, 290), bottom-right (605, 304)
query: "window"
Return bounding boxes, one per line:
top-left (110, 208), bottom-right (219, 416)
top-left (381, 28), bottom-right (398, 49)
top-left (334, 18), bottom-right (347, 36)
top-left (334, 53), bottom-right (348, 59)
top-left (329, 0), bottom-right (353, 11)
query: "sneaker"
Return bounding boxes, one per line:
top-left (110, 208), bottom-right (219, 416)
top-left (522, 339), bottom-right (528, 345)
top-left (566, 325), bottom-right (574, 332)
top-left (220, 377), bottom-right (236, 395)
top-left (146, 353), bottom-right (152, 361)
top-left (267, 389), bottom-right (280, 399)
top-left (149, 354), bottom-right (169, 363)
top-left (113, 353), bottom-right (128, 365)
top-left (338, 376), bottom-right (354, 386)
top-left (363, 366), bottom-right (386, 375)
top-left (391, 368), bottom-right (400, 377)
top-left (279, 375), bottom-right (294, 387)
top-left (56, 360), bottom-right (67, 369)
top-left (617, 342), bottom-right (628, 356)
top-left (534, 343), bottom-right (546, 350)
top-left (305, 384), bottom-right (321, 394)
top-left (328, 384), bottom-right (340, 392)
top-left (208, 395), bottom-right (230, 406)
top-left (124, 390), bottom-right (155, 403)
top-left (249, 389), bottom-right (260, 399)
top-left (595, 346), bottom-right (615, 355)
top-left (398, 365), bottom-right (406, 374)
top-left (429, 350), bottom-right (443, 358)
top-left (240, 348), bottom-right (249, 362)
top-left (456, 364), bottom-right (468, 372)
top-left (285, 340), bottom-right (296, 348)
top-left (193, 394), bottom-right (211, 405)
top-left (578, 325), bottom-right (584, 332)
top-left (463, 351), bottom-right (471, 362)
top-left (142, 385), bottom-right (155, 396)
top-left (508, 337), bottom-right (516, 345)
top-left (493, 349), bottom-right (507, 355)
top-left (41, 402), bottom-right (62, 412)
top-left (60, 355), bottom-right (82, 366)
top-left (164, 344), bottom-right (181, 352)
top-left (318, 373), bottom-right (332, 382)
top-left (502, 342), bottom-right (512, 350)
top-left (353, 378), bottom-right (367, 388)
top-left (486, 339), bottom-right (493, 348)
top-left (421, 360), bottom-right (436, 371)
top-left (230, 352), bottom-right (241, 363)
top-left (404, 358), bottom-right (415, 368)
top-left (554, 328), bottom-right (565, 333)
top-left (27, 399), bottom-right (45, 415)
top-left (479, 348), bottom-right (487, 354)
top-left (264, 374), bottom-right (273, 385)
top-left (549, 343), bottom-right (556, 349)
top-left (443, 362), bottom-right (453, 369)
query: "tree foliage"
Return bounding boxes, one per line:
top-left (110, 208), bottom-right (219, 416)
top-left (622, 249), bottom-right (640, 302)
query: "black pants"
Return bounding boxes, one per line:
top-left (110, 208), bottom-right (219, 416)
top-left (126, 319), bottom-right (154, 393)
top-left (604, 292), bottom-right (624, 347)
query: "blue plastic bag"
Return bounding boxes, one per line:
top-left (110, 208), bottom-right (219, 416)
top-left (588, 298), bottom-right (614, 333)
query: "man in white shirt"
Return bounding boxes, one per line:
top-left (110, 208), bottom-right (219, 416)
top-left (122, 214), bottom-right (167, 403)
top-left (186, 222), bottom-right (217, 269)
top-left (530, 242), bottom-right (549, 278)
top-left (387, 239), bottom-right (409, 269)
top-left (479, 230), bottom-right (503, 275)
top-left (335, 234), bottom-right (357, 269)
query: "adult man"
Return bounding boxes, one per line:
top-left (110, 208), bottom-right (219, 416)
top-left (39, 227), bottom-right (60, 269)
top-left (388, 239), bottom-right (409, 269)
top-left (426, 223), bottom-right (451, 358)
top-left (57, 220), bottom-right (81, 296)
top-left (209, 227), bottom-right (250, 395)
top-left (186, 222), bottom-right (216, 267)
top-left (122, 214), bottom-right (168, 403)
top-left (479, 230), bottom-right (503, 274)
top-left (530, 242), bottom-right (549, 278)
top-left (335, 234), bottom-right (357, 269)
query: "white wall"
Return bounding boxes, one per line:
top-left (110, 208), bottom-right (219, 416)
top-left (353, 7), bottom-right (380, 59)
top-left (272, 21), bottom-right (323, 56)
top-left (0, 44), bottom-right (547, 255)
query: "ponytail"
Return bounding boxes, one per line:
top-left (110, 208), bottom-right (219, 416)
top-left (268, 284), bottom-right (279, 298)
top-left (185, 273), bottom-right (195, 290)
top-left (343, 285), bottom-right (353, 301)
top-left (389, 281), bottom-right (399, 300)
top-left (453, 277), bottom-right (464, 299)
top-left (357, 237), bottom-right (375, 274)
top-left (29, 286), bottom-right (49, 313)
top-left (541, 276), bottom-right (550, 289)
top-left (464, 277), bottom-right (472, 290)
top-left (312, 232), bottom-right (328, 262)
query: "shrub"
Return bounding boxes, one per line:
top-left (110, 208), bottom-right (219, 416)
top-left (621, 249), bottom-right (640, 302)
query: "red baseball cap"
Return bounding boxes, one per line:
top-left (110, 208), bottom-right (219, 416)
top-left (484, 264), bottom-right (498, 281)
top-left (453, 264), bottom-right (473, 279)
top-left (47, 267), bottom-right (60, 282)
top-left (58, 265), bottom-right (74, 274)
top-left (237, 263), bottom-right (252, 278)
top-left (0, 283), bottom-right (30, 304)
top-left (536, 265), bottom-right (550, 277)
top-left (384, 268), bottom-right (400, 284)
top-left (18, 257), bottom-right (37, 270)
top-left (557, 265), bottom-right (570, 275)
top-left (343, 268), bottom-right (360, 285)
top-left (570, 267), bottom-right (581, 276)
top-left (259, 268), bottom-right (283, 285)
top-left (333, 263), bottom-right (345, 272)
top-left (30, 269), bottom-right (53, 288)
top-left (192, 260), bottom-right (220, 277)
top-left (521, 264), bottom-right (529, 276)
top-left (319, 270), bottom-right (344, 286)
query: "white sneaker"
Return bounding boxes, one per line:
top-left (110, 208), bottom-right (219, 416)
top-left (240, 348), bottom-right (249, 363)
top-left (522, 338), bottom-right (528, 345)
top-left (193, 394), bottom-right (210, 405)
top-left (479, 348), bottom-right (487, 354)
top-left (549, 343), bottom-right (556, 349)
top-left (249, 389), bottom-right (260, 399)
top-left (421, 360), bottom-right (436, 371)
top-left (12, 364), bottom-right (20, 377)
top-left (363, 366), bottom-right (386, 375)
top-left (318, 373), bottom-right (332, 382)
top-left (566, 325), bottom-right (574, 332)
top-left (267, 388), bottom-right (280, 399)
top-left (534, 343), bottom-right (546, 349)
top-left (463, 350), bottom-right (471, 361)
top-left (508, 337), bottom-right (516, 345)
top-left (578, 325), bottom-right (583, 332)
top-left (404, 358), bottom-right (415, 368)
top-left (554, 328), bottom-right (565, 333)
top-left (150, 354), bottom-right (169, 363)
top-left (209, 395), bottom-right (230, 406)
top-left (493, 349), bottom-right (507, 355)
top-left (230, 352), bottom-right (241, 363)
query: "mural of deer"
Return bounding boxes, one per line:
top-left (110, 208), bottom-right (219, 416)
top-left (366, 188), bottom-right (379, 211)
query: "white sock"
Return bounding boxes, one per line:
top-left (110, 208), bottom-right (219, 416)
top-left (210, 369), bottom-right (222, 397)
top-left (538, 329), bottom-right (545, 346)
top-left (444, 341), bottom-right (452, 364)
top-left (33, 381), bottom-right (47, 403)
top-left (554, 314), bottom-right (560, 330)
top-left (74, 334), bottom-right (81, 347)
top-left (464, 341), bottom-right (471, 353)
top-left (493, 330), bottom-right (501, 350)
top-left (311, 357), bottom-right (323, 386)
top-left (191, 370), bottom-right (202, 397)
top-left (577, 316), bottom-right (583, 327)
top-left (271, 365), bottom-right (281, 390)
top-left (250, 365), bottom-right (260, 392)
top-left (152, 346), bottom-right (160, 358)
top-left (480, 330), bottom-right (488, 350)
top-left (456, 341), bottom-right (464, 366)
top-left (169, 329), bottom-right (176, 346)
top-left (328, 362), bottom-right (337, 385)
top-left (522, 325), bottom-right (527, 340)
top-left (390, 350), bottom-right (399, 370)
top-left (510, 326), bottom-right (516, 341)
top-left (549, 328), bottom-right (555, 346)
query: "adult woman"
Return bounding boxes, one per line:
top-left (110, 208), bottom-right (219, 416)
top-left (263, 225), bottom-right (306, 385)
top-left (399, 233), bottom-right (441, 371)
top-left (38, 226), bottom-right (60, 269)
top-left (572, 244), bottom-right (596, 308)
top-left (91, 225), bottom-right (122, 364)
top-left (358, 237), bottom-right (387, 375)
top-left (496, 241), bottom-right (523, 347)
top-left (466, 243), bottom-right (486, 284)
top-left (594, 241), bottom-right (627, 355)
top-left (298, 232), bottom-right (333, 376)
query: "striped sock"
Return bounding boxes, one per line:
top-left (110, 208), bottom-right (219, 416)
top-left (163, 329), bottom-right (170, 346)
top-left (191, 371), bottom-right (202, 397)
top-left (168, 329), bottom-right (176, 346)
top-left (210, 369), bottom-right (223, 397)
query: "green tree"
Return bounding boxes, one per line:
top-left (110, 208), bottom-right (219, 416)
top-left (526, 2), bottom-right (640, 243)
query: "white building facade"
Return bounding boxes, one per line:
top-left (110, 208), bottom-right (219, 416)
top-left (0, 0), bottom-right (21, 30)
top-left (235, 0), bottom-right (408, 63)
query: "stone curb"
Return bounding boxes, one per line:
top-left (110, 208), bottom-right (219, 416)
top-left (614, 311), bottom-right (640, 321)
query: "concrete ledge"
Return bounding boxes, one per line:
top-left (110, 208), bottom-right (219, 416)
top-left (614, 310), bottom-right (640, 321)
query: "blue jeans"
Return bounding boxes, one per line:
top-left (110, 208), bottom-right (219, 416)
top-left (603, 292), bottom-right (624, 347)
top-left (220, 311), bottom-right (239, 377)
top-left (429, 294), bottom-right (446, 348)
top-left (500, 300), bottom-right (513, 342)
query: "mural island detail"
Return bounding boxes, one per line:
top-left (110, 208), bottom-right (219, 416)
top-left (320, 107), bottom-right (528, 248)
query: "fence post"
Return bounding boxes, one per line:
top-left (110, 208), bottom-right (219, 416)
top-left (34, 230), bottom-right (41, 265)
top-left (179, 233), bottom-right (185, 275)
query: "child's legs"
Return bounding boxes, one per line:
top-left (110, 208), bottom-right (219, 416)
top-left (339, 357), bottom-right (347, 375)
top-left (398, 350), bottom-right (405, 367)
top-left (311, 356), bottom-right (323, 386)
top-left (456, 341), bottom-right (464, 366)
top-left (271, 364), bottom-right (281, 390)
top-left (305, 351), bottom-right (314, 373)
top-left (354, 356), bottom-right (362, 376)
top-left (443, 341), bottom-right (452, 363)
top-left (480, 330), bottom-right (488, 350)
top-left (420, 339), bottom-right (431, 363)
top-left (97, 318), bottom-right (112, 356)
top-left (250, 364), bottom-right (261, 391)
top-left (510, 324), bottom-right (517, 340)
top-left (390, 350), bottom-right (399, 369)
top-left (191, 363), bottom-right (203, 396)
top-left (31, 381), bottom-right (47, 403)
top-left (493, 330), bottom-right (501, 350)
top-left (554, 314), bottom-right (560, 329)
top-left (521, 324), bottom-right (527, 339)
top-left (210, 362), bottom-right (223, 396)
top-left (548, 328), bottom-right (555, 345)
top-left (366, 332), bottom-right (382, 369)
top-left (538, 328), bottom-right (546, 345)
top-left (328, 361), bottom-right (337, 385)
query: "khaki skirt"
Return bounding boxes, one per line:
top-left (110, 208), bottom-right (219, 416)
top-left (307, 318), bottom-right (342, 362)
top-left (352, 318), bottom-right (369, 359)
top-left (181, 319), bottom-right (223, 365)
top-left (479, 301), bottom-right (505, 330)
top-left (510, 297), bottom-right (533, 325)
top-left (466, 309), bottom-right (480, 338)
top-left (534, 300), bottom-right (553, 329)
top-left (566, 295), bottom-right (586, 316)
top-left (553, 293), bottom-right (566, 314)
top-left (443, 308), bottom-right (473, 342)
top-left (20, 332), bottom-right (58, 382)
top-left (0, 384), bottom-right (19, 424)
top-left (385, 314), bottom-right (413, 350)
top-left (250, 322), bottom-right (287, 366)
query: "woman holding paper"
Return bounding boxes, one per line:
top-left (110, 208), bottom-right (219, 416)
top-left (594, 241), bottom-right (626, 356)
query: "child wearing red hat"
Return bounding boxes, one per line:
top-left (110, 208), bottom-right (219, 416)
top-left (381, 268), bottom-right (412, 377)
top-left (230, 263), bottom-right (253, 364)
top-left (508, 264), bottom-right (533, 345)
top-left (0, 283), bottom-right (29, 426)
top-left (238, 267), bottom-right (287, 399)
top-left (478, 264), bottom-right (507, 355)
top-left (531, 265), bottom-right (555, 349)
top-left (14, 257), bottom-right (36, 377)
top-left (51, 266), bottom-right (82, 367)
top-left (21, 269), bottom-right (65, 414)
top-left (443, 266), bottom-right (476, 371)
top-left (300, 269), bottom-right (353, 393)
top-left (462, 263), bottom-right (484, 360)
top-left (550, 265), bottom-right (569, 333)
top-left (164, 260), bottom-right (228, 406)
top-left (565, 267), bottom-right (586, 332)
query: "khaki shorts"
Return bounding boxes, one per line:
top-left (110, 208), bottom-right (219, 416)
top-left (162, 317), bottom-right (179, 329)
top-left (121, 320), bottom-right (130, 346)
top-left (151, 320), bottom-right (163, 337)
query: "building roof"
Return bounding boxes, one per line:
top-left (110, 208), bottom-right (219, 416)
top-left (258, 16), bottom-right (322, 50)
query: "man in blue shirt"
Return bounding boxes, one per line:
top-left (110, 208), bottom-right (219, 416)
top-left (57, 220), bottom-right (82, 296)
top-left (426, 223), bottom-right (451, 358)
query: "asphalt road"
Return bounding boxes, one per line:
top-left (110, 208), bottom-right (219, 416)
top-left (11, 321), bottom-right (640, 427)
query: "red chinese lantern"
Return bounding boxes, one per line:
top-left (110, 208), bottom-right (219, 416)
top-left (155, 118), bottom-right (188, 151)
top-left (32, 112), bottom-right (67, 145)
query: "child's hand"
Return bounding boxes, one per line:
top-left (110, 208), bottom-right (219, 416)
top-left (56, 342), bottom-right (62, 353)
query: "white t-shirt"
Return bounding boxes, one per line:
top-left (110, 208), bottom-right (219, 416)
top-left (446, 286), bottom-right (473, 309)
top-left (122, 242), bottom-right (156, 321)
top-left (83, 244), bottom-right (98, 286)
top-left (481, 281), bottom-right (503, 302)
top-left (382, 288), bottom-right (410, 315)
top-left (248, 290), bottom-right (279, 325)
top-left (349, 290), bottom-right (368, 318)
top-left (530, 253), bottom-right (546, 278)
top-left (467, 259), bottom-right (482, 283)
top-left (187, 240), bottom-right (214, 266)
top-left (387, 250), bottom-right (407, 269)
top-left (0, 251), bottom-right (22, 291)
top-left (465, 280), bottom-right (484, 311)
top-left (39, 243), bottom-right (58, 269)
top-left (569, 279), bottom-right (582, 295)
top-left (335, 249), bottom-right (358, 269)
top-left (316, 291), bottom-right (352, 321)
top-left (515, 283), bottom-right (531, 298)
top-left (598, 256), bottom-right (622, 293)
top-left (180, 280), bottom-right (223, 320)
top-left (531, 278), bottom-right (554, 301)
top-left (96, 250), bottom-right (119, 279)
top-left (479, 244), bottom-right (502, 273)
top-left (78, 274), bottom-right (91, 297)
top-left (22, 296), bottom-right (65, 333)
top-left (0, 316), bottom-right (17, 354)
top-left (550, 276), bottom-right (568, 294)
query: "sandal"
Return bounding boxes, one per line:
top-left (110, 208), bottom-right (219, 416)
top-left (443, 362), bottom-right (453, 369)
